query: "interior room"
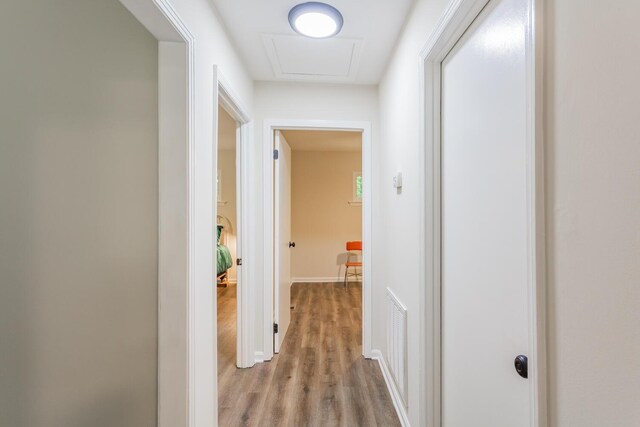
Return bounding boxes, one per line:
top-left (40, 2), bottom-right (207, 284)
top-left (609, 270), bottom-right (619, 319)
top-left (216, 105), bottom-right (238, 392)
top-left (284, 130), bottom-right (363, 285)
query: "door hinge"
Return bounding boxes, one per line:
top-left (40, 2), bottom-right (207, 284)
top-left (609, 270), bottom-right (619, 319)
top-left (273, 149), bottom-right (279, 160)
top-left (236, 258), bottom-right (242, 266)
top-left (273, 323), bottom-right (279, 334)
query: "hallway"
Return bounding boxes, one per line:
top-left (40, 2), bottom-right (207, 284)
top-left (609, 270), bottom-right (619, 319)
top-left (4, 1), bottom-right (640, 425)
top-left (217, 283), bottom-right (400, 426)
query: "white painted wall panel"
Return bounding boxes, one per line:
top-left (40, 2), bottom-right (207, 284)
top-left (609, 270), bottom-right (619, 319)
top-left (377, 1), bottom-right (451, 424)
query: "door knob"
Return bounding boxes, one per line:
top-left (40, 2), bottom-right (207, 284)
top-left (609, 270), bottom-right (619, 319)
top-left (288, 242), bottom-right (296, 248)
top-left (514, 355), bottom-right (528, 379)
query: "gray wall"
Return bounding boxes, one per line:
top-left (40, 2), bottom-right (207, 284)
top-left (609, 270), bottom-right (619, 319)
top-left (545, 1), bottom-right (640, 425)
top-left (0, 1), bottom-right (158, 426)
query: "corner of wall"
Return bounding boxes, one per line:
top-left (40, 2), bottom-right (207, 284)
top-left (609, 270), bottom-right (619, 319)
top-left (371, 349), bottom-right (411, 427)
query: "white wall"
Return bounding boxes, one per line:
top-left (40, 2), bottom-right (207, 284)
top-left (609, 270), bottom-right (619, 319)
top-left (0, 0), bottom-right (158, 425)
top-left (379, 0), bottom-right (640, 425)
top-left (291, 150), bottom-right (362, 281)
top-left (377, 0), bottom-right (450, 425)
top-left (252, 81), bottom-right (378, 356)
top-left (150, 1), bottom-right (254, 424)
top-left (544, 1), bottom-right (640, 425)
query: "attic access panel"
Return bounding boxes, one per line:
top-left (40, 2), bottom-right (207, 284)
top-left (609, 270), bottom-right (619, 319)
top-left (262, 34), bottom-right (362, 82)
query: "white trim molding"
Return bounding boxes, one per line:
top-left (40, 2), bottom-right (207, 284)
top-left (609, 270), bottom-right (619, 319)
top-left (371, 350), bottom-right (411, 427)
top-left (254, 351), bottom-right (266, 364)
top-left (418, 0), bottom-right (547, 426)
top-left (263, 119), bottom-right (373, 361)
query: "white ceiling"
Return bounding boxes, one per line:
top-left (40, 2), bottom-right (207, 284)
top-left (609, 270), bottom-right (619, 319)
top-left (211, 0), bottom-right (415, 84)
top-left (281, 130), bottom-right (362, 151)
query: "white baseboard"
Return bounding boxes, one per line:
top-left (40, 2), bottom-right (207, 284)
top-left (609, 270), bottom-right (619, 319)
top-left (254, 351), bottom-right (265, 364)
top-left (291, 276), bottom-right (360, 283)
top-left (371, 349), bottom-right (411, 427)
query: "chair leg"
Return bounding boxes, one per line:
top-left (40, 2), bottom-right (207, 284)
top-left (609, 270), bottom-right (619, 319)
top-left (344, 266), bottom-right (348, 287)
top-left (218, 271), bottom-right (229, 288)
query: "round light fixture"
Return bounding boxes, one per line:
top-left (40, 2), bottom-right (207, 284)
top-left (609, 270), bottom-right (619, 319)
top-left (288, 2), bottom-right (344, 39)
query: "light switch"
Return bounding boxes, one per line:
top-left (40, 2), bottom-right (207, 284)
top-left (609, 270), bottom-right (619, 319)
top-left (393, 171), bottom-right (403, 188)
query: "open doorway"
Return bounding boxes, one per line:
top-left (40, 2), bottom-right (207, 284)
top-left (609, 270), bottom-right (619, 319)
top-left (284, 130), bottom-right (363, 285)
top-left (215, 78), bottom-right (253, 406)
top-left (216, 104), bottom-right (239, 388)
top-left (274, 130), bottom-right (363, 353)
top-left (264, 120), bottom-right (372, 360)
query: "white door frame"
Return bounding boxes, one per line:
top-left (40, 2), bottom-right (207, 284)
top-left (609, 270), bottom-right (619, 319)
top-left (262, 119), bottom-right (373, 361)
top-left (216, 72), bottom-right (254, 369)
top-left (418, 0), bottom-right (547, 426)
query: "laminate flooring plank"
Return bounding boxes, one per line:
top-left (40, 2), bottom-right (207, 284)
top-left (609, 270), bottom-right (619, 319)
top-left (217, 283), bottom-right (401, 427)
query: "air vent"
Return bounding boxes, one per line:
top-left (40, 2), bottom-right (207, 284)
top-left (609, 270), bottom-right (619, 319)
top-left (386, 288), bottom-right (408, 407)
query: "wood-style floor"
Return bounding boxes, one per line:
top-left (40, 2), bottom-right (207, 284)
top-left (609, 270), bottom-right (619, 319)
top-left (217, 282), bottom-right (401, 427)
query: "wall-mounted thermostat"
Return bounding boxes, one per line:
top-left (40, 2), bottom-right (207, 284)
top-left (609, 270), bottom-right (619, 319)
top-left (393, 171), bottom-right (403, 189)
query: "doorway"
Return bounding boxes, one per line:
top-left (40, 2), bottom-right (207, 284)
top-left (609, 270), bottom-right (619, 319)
top-left (273, 129), bottom-right (364, 353)
top-left (263, 120), bottom-right (373, 361)
top-left (215, 76), bottom-right (252, 376)
top-left (216, 104), bottom-right (240, 388)
top-left (420, 0), bottom-right (546, 425)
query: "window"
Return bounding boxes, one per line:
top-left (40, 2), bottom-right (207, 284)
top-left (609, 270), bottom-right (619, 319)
top-left (353, 171), bottom-right (363, 201)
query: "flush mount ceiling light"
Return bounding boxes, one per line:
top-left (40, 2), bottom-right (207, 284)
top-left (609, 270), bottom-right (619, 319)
top-left (288, 2), bottom-right (344, 39)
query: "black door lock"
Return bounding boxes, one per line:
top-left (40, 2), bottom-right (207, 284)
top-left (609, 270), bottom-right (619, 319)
top-left (514, 355), bottom-right (528, 379)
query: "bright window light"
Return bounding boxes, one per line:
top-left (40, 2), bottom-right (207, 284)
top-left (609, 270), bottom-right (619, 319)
top-left (289, 2), bottom-right (344, 39)
top-left (354, 172), bottom-right (363, 200)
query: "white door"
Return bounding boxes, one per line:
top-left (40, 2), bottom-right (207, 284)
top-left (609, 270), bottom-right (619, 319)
top-left (274, 131), bottom-right (292, 353)
top-left (441, 0), bottom-right (530, 425)
top-left (234, 123), bottom-right (243, 366)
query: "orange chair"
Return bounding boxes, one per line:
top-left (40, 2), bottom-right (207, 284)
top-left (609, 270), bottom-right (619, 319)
top-left (344, 241), bottom-right (362, 287)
